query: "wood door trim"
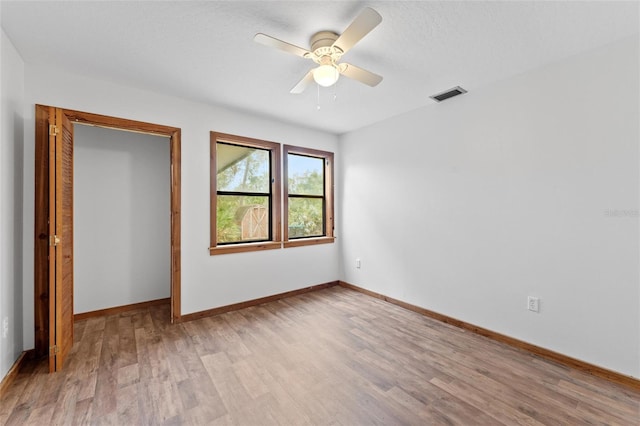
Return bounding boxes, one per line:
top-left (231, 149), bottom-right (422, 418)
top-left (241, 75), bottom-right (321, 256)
top-left (61, 108), bottom-right (182, 322)
top-left (62, 110), bottom-right (177, 136)
top-left (169, 128), bottom-right (181, 320)
top-left (34, 105), bottom-right (183, 360)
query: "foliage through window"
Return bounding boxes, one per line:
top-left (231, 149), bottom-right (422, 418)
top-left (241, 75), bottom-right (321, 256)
top-left (210, 133), bottom-right (281, 255)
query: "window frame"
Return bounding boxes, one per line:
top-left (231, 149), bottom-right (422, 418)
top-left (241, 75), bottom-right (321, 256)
top-left (283, 145), bottom-right (335, 248)
top-left (210, 132), bottom-right (281, 255)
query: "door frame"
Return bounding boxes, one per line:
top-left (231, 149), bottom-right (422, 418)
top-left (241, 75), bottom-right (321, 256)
top-left (34, 105), bottom-right (182, 360)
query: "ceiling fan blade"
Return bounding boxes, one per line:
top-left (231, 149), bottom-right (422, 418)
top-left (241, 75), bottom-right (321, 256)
top-left (254, 33), bottom-right (310, 58)
top-left (290, 70), bottom-right (315, 94)
top-left (332, 7), bottom-right (382, 54)
top-left (339, 63), bottom-right (383, 87)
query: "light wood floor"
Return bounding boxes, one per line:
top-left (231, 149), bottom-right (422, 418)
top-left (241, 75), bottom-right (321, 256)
top-left (1, 286), bottom-right (638, 425)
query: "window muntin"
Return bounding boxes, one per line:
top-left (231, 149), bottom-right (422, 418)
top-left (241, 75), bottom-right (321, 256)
top-left (210, 133), bottom-right (281, 255)
top-left (283, 145), bottom-right (334, 246)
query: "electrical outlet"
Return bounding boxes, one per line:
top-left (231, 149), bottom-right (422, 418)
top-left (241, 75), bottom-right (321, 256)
top-left (355, 258), bottom-right (361, 269)
top-left (527, 296), bottom-right (540, 313)
top-left (2, 317), bottom-right (8, 338)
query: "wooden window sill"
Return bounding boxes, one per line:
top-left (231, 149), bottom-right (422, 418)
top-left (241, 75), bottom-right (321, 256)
top-left (209, 241), bottom-right (281, 256)
top-left (283, 237), bottom-right (335, 248)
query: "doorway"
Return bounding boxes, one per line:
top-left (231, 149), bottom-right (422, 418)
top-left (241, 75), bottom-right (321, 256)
top-left (34, 105), bottom-right (182, 372)
top-left (74, 125), bottom-right (170, 314)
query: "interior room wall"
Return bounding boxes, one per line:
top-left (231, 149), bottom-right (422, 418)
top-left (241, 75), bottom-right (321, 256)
top-left (21, 64), bottom-right (340, 349)
top-left (74, 125), bottom-right (170, 313)
top-left (339, 36), bottom-right (640, 378)
top-left (0, 28), bottom-right (25, 380)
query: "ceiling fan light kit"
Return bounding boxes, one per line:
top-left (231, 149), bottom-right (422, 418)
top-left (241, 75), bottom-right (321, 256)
top-left (254, 7), bottom-right (383, 94)
top-left (313, 64), bottom-right (340, 87)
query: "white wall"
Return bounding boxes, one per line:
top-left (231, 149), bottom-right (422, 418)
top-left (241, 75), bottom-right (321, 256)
top-left (339, 36), bottom-right (640, 378)
top-left (74, 125), bottom-right (170, 313)
top-left (0, 28), bottom-right (25, 379)
top-left (21, 65), bottom-right (340, 348)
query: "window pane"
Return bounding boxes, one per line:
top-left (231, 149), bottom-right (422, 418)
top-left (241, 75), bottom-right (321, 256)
top-left (288, 154), bottom-right (324, 196)
top-left (217, 195), bottom-right (269, 243)
top-left (217, 143), bottom-right (270, 193)
top-left (288, 197), bottom-right (323, 238)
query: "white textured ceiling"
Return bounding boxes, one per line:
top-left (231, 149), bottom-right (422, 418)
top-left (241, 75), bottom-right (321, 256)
top-left (1, 1), bottom-right (638, 134)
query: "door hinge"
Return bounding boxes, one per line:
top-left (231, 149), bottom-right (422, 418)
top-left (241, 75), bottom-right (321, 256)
top-left (49, 345), bottom-right (58, 356)
top-left (49, 124), bottom-right (60, 136)
top-left (49, 235), bottom-right (60, 246)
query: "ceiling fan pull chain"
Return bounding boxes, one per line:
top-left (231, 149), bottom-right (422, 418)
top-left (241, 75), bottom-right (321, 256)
top-left (317, 84), bottom-right (321, 111)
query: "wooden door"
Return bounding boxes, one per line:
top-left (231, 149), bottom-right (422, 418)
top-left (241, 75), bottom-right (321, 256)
top-left (46, 106), bottom-right (74, 372)
top-left (35, 105), bottom-right (182, 372)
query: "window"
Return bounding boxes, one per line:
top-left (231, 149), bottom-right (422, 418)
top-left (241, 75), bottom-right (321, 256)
top-left (210, 132), bottom-right (281, 255)
top-left (283, 145), bottom-right (335, 248)
top-left (209, 135), bottom-right (334, 254)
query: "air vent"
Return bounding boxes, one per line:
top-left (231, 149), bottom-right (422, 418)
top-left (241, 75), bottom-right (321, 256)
top-left (430, 86), bottom-right (467, 102)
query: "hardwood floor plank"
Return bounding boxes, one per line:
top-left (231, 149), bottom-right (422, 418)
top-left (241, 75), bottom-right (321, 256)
top-left (555, 380), bottom-right (638, 423)
top-left (116, 316), bottom-right (137, 368)
top-left (49, 377), bottom-right (80, 425)
top-left (428, 351), bottom-right (583, 424)
top-left (431, 377), bottom-right (544, 425)
top-left (261, 381), bottom-right (315, 425)
top-left (23, 402), bottom-right (55, 425)
top-left (71, 397), bottom-right (92, 425)
top-left (115, 383), bottom-right (140, 424)
top-left (91, 316), bottom-right (118, 419)
top-left (405, 382), bottom-right (499, 425)
top-left (116, 363), bottom-right (139, 388)
top-left (231, 359), bottom-right (270, 400)
top-left (201, 352), bottom-right (253, 416)
top-left (2, 286), bottom-right (638, 425)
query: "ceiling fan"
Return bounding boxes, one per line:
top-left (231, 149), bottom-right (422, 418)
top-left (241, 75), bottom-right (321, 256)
top-left (254, 7), bottom-right (383, 94)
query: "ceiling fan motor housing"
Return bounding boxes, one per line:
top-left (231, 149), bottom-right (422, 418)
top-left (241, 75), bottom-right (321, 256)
top-left (308, 31), bottom-right (343, 64)
top-left (310, 31), bottom-right (338, 50)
